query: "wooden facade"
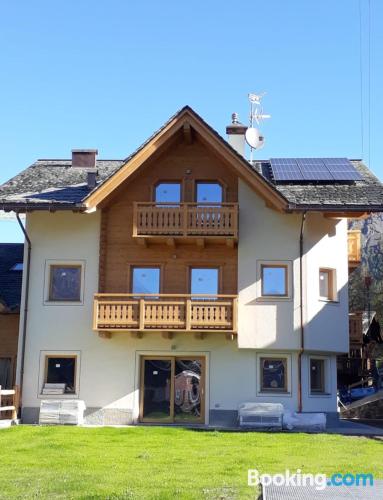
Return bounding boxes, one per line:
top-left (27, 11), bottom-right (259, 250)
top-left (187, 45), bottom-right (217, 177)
top-left (348, 230), bottom-right (361, 268)
top-left (95, 136), bottom-right (239, 334)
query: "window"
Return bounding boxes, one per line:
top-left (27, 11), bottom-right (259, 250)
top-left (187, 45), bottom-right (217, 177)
top-left (155, 182), bottom-right (181, 204)
top-left (196, 182), bottom-right (223, 204)
top-left (190, 268), bottom-right (219, 295)
top-left (319, 268), bottom-right (336, 301)
top-left (132, 267), bottom-right (160, 295)
top-left (261, 265), bottom-right (288, 297)
top-left (310, 358), bottom-right (325, 394)
top-left (0, 358), bottom-right (12, 389)
top-left (260, 357), bottom-right (287, 392)
top-left (44, 356), bottom-right (77, 394)
top-left (10, 263), bottom-right (23, 271)
top-left (49, 265), bottom-right (82, 302)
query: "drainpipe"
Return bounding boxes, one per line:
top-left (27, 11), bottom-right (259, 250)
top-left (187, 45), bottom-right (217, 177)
top-left (16, 212), bottom-right (31, 412)
top-left (298, 211), bottom-right (307, 413)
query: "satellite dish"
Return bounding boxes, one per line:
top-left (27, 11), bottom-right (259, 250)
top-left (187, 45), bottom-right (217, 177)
top-left (245, 127), bottom-right (261, 149)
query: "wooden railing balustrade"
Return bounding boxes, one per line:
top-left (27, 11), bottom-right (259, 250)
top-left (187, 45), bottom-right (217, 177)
top-left (94, 294), bottom-right (237, 333)
top-left (132, 202), bottom-right (238, 239)
top-left (0, 385), bottom-right (19, 421)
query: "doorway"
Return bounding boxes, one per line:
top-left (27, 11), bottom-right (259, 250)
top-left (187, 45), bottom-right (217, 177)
top-left (140, 356), bottom-right (205, 423)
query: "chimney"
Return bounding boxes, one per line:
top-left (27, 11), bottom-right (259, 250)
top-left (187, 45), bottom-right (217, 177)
top-left (226, 113), bottom-right (247, 157)
top-left (71, 149), bottom-right (98, 168)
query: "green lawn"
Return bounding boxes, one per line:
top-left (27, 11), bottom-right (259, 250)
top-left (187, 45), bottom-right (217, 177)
top-left (0, 426), bottom-right (381, 499)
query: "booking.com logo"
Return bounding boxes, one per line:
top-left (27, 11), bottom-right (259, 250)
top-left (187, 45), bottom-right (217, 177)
top-left (248, 469), bottom-right (374, 490)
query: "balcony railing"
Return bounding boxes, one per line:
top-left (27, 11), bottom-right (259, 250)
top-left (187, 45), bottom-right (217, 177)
top-left (348, 230), bottom-right (361, 265)
top-left (132, 202), bottom-right (238, 239)
top-left (93, 294), bottom-right (237, 333)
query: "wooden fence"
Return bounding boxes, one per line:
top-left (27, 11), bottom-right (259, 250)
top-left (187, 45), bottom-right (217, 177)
top-left (0, 385), bottom-right (20, 420)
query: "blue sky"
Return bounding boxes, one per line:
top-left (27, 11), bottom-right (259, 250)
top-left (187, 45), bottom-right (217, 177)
top-left (0, 0), bottom-right (382, 242)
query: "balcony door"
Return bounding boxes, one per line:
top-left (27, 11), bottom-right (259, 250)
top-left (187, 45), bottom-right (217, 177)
top-left (140, 356), bottom-right (205, 424)
top-left (131, 267), bottom-right (160, 296)
top-left (196, 182), bottom-right (223, 204)
top-left (155, 182), bottom-right (181, 205)
top-left (190, 267), bottom-right (219, 296)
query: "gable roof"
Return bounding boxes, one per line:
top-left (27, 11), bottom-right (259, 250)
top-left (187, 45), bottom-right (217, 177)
top-left (0, 243), bottom-right (24, 312)
top-left (0, 105), bottom-right (383, 213)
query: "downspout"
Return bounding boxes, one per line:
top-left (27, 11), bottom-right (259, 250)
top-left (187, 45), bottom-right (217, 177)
top-left (16, 212), bottom-right (31, 412)
top-left (298, 211), bottom-right (307, 413)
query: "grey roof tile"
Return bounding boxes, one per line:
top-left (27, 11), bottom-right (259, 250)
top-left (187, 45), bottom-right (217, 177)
top-left (0, 107), bottom-right (382, 211)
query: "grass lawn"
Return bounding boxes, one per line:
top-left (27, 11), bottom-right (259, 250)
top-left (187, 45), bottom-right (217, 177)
top-left (0, 426), bottom-right (382, 499)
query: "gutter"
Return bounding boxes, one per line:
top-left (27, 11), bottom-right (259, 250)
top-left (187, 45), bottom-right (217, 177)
top-left (298, 211), bottom-right (307, 413)
top-left (15, 213), bottom-right (32, 415)
top-left (0, 202), bottom-right (85, 213)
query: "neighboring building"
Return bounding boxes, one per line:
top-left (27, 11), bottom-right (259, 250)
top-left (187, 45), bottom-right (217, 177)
top-left (0, 243), bottom-right (23, 389)
top-left (1, 106), bottom-right (383, 426)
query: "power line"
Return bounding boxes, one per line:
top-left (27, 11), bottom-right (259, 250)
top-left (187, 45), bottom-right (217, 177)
top-left (358, 0), bottom-right (364, 159)
top-left (368, 0), bottom-right (372, 168)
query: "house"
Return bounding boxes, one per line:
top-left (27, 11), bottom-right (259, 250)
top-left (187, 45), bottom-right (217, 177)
top-left (1, 106), bottom-right (383, 426)
top-left (0, 243), bottom-right (23, 389)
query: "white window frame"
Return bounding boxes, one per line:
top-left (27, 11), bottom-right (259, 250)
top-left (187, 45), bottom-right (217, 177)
top-left (308, 355), bottom-right (331, 397)
top-left (318, 268), bottom-right (338, 303)
top-left (256, 353), bottom-right (292, 396)
top-left (43, 260), bottom-right (85, 306)
top-left (38, 350), bottom-right (81, 399)
top-left (256, 260), bottom-right (293, 301)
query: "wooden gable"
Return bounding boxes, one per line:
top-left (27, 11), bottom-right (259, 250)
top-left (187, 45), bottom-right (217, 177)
top-left (84, 107), bottom-right (288, 211)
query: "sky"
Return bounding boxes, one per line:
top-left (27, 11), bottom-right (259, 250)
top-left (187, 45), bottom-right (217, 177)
top-left (0, 0), bottom-right (382, 242)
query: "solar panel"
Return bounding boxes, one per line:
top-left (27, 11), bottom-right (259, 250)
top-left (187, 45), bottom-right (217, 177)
top-left (270, 157), bottom-right (362, 182)
top-left (298, 158), bottom-right (333, 181)
top-left (323, 158), bottom-right (363, 181)
top-left (269, 158), bottom-right (303, 181)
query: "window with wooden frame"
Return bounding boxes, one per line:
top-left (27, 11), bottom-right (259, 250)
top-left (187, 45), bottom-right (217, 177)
top-left (195, 181), bottom-right (224, 204)
top-left (319, 268), bottom-right (336, 301)
top-left (43, 355), bottom-right (77, 394)
top-left (48, 265), bottom-right (82, 302)
top-left (189, 267), bottom-right (220, 296)
top-left (131, 266), bottom-right (161, 295)
top-left (154, 182), bottom-right (182, 204)
top-left (260, 357), bottom-right (288, 393)
top-left (261, 264), bottom-right (288, 297)
top-left (310, 358), bottom-right (326, 394)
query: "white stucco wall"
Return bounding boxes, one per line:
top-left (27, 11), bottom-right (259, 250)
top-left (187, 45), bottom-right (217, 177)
top-left (17, 200), bottom-right (344, 421)
top-left (237, 179), bottom-right (349, 355)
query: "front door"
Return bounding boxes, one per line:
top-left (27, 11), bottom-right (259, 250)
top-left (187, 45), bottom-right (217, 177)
top-left (140, 356), bottom-right (205, 423)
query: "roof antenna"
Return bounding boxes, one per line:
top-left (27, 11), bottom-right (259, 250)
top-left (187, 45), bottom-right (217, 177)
top-left (246, 93), bottom-right (271, 162)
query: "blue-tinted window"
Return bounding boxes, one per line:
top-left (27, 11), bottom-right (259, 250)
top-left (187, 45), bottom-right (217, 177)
top-left (261, 265), bottom-right (287, 296)
top-left (190, 268), bottom-right (219, 295)
top-left (155, 183), bottom-right (181, 203)
top-left (196, 182), bottom-right (223, 204)
top-left (132, 267), bottom-right (160, 295)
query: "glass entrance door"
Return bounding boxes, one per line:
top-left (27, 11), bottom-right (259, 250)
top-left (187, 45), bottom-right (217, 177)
top-left (140, 356), bottom-right (205, 423)
top-left (141, 358), bottom-right (172, 422)
top-left (174, 358), bottom-right (203, 423)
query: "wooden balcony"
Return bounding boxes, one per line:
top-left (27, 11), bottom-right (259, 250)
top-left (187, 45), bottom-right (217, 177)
top-left (132, 202), bottom-right (238, 246)
top-left (348, 230), bottom-right (361, 268)
top-left (93, 294), bottom-right (237, 336)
